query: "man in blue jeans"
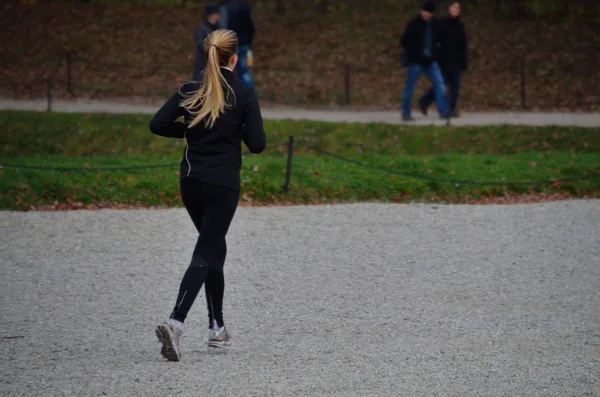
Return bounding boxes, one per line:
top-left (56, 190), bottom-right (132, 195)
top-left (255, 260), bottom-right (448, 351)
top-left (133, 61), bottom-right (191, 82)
top-left (219, 0), bottom-right (255, 89)
top-left (420, 1), bottom-right (468, 118)
top-left (400, 0), bottom-right (449, 121)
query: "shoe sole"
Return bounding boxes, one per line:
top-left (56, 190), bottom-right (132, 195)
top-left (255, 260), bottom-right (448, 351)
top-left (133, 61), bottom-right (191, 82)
top-left (208, 339), bottom-right (232, 349)
top-left (155, 324), bottom-right (180, 362)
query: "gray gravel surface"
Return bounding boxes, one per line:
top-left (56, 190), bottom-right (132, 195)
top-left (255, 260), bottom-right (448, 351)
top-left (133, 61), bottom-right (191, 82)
top-left (2, 98), bottom-right (600, 127)
top-left (1, 202), bottom-right (600, 396)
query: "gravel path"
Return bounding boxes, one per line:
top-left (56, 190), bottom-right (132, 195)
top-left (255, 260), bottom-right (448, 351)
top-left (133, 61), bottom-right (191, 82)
top-left (2, 202), bottom-right (600, 396)
top-left (2, 97), bottom-right (600, 127)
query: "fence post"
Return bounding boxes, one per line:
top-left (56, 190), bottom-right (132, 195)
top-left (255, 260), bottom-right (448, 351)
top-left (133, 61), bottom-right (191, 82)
top-left (344, 63), bottom-right (350, 106)
top-left (520, 56), bottom-right (526, 109)
top-left (284, 135), bottom-right (295, 192)
top-left (66, 51), bottom-right (72, 92)
top-left (46, 76), bottom-right (52, 112)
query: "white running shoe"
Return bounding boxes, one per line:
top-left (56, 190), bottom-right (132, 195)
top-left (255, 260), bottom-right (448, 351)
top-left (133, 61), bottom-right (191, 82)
top-left (208, 326), bottom-right (232, 348)
top-left (155, 319), bottom-right (183, 361)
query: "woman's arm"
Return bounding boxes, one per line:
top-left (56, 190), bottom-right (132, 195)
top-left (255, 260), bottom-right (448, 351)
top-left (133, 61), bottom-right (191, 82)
top-left (149, 92), bottom-right (187, 139)
top-left (242, 90), bottom-right (266, 154)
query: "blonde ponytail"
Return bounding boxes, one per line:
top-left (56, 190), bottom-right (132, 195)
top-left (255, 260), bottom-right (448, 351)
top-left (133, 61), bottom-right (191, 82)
top-left (181, 29), bottom-right (238, 129)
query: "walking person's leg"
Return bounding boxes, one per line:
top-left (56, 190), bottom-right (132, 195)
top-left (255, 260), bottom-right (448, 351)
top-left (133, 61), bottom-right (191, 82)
top-left (401, 64), bottom-right (422, 120)
top-left (448, 71), bottom-right (461, 116)
top-left (420, 66), bottom-right (451, 115)
top-left (235, 45), bottom-right (255, 89)
top-left (425, 62), bottom-right (449, 117)
top-left (418, 86), bottom-right (436, 116)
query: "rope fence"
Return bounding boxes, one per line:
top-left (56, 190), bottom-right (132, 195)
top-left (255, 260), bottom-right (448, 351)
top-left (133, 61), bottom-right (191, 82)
top-left (298, 142), bottom-right (599, 186)
top-left (0, 143), bottom-right (287, 172)
top-left (0, 162), bottom-right (180, 172)
top-left (2, 137), bottom-right (598, 191)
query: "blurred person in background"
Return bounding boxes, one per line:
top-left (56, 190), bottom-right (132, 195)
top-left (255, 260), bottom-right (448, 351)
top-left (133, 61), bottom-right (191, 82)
top-left (400, 0), bottom-right (449, 121)
top-left (219, 0), bottom-right (256, 89)
top-left (192, 5), bottom-right (220, 80)
top-left (419, 1), bottom-right (468, 118)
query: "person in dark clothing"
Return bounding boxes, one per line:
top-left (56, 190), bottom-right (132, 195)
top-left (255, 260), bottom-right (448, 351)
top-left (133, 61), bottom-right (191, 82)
top-left (218, 0), bottom-right (256, 89)
top-left (192, 5), bottom-right (220, 80)
top-left (218, 0), bottom-right (232, 30)
top-left (150, 29), bottom-right (266, 362)
top-left (419, 1), bottom-right (468, 117)
top-left (400, 0), bottom-right (449, 121)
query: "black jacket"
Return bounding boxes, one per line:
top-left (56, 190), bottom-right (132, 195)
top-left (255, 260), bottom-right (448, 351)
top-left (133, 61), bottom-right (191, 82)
top-left (220, 0), bottom-right (255, 47)
top-left (149, 69), bottom-right (266, 190)
top-left (400, 15), bottom-right (440, 66)
top-left (437, 15), bottom-right (468, 73)
top-left (193, 20), bottom-right (218, 79)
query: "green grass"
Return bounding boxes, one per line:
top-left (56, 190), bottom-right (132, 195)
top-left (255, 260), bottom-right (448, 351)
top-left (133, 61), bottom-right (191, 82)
top-left (0, 111), bottom-right (599, 210)
top-left (3, 111), bottom-right (600, 157)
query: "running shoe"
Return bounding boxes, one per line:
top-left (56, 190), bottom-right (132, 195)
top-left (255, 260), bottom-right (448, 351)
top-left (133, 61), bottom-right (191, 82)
top-left (208, 326), bottom-right (231, 348)
top-left (155, 319), bottom-right (183, 361)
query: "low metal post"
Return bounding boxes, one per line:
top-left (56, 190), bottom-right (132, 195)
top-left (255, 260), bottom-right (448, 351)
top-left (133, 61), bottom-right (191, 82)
top-left (344, 63), bottom-right (351, 106)
top-left (520, 56), bottom-right (526, 109)
top-left (66, 52), bottom-right (72, 92)
top-left (47, 76), bottom-right (52, 112)
top-left (284, 135), bottom-right (295, 192)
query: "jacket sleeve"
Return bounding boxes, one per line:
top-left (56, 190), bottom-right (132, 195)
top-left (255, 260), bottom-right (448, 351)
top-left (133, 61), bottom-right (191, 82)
top-left (400, 20), bottom-right (412, 49)
top-left (242, 90), bottom-right (266, 154)
top-left (149, 91), bottom-right (187, 139)
top-left (195, 25), bottom-right (206, 53)
top-left (195, 26), bottom-right (202, 49)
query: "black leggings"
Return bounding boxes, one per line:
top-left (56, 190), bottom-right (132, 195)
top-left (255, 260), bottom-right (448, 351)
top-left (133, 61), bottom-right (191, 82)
top-left (169, 180), bottom-right (239, 327)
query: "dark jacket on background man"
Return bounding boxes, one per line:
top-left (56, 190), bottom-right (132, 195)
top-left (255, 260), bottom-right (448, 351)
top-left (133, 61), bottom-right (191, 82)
top-left (220, 0), bottom-right (255, 47)
top-left (193, 20), bottom-right (218, 79)
top-left (437, 15), bottom-right (468, 74)
top-left (400, 15), bottom-right (441, 66)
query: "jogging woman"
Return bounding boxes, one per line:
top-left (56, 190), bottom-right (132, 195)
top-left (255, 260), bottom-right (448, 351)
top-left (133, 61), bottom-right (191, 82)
top-left (149, 29), bottom-right (266, 362)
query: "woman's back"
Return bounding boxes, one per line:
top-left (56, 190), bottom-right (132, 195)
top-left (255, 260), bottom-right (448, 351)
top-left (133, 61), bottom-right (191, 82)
top-left (180, 70), bottom-right (263, 154)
